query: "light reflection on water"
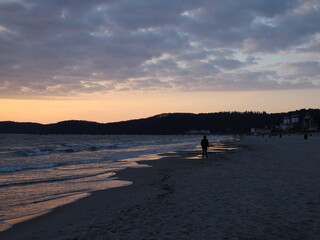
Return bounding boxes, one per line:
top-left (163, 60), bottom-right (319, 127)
top-left (0, 134), bottom-right (232, 231)
top-left (0, 160), bottom-right (140, 231)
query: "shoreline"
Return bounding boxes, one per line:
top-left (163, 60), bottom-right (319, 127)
top-left (0, 136), bottom-right (236, 233)
top-left (0, 138), bottom-right (239, 239)
top-left (0, 149), bottom-right (212, 239)
top-left (1, 192), bottom-right (92, 232)
top-left (1, 135), bottom-right (320, 239)
top-left (0, 153), bottom-right (157, 232)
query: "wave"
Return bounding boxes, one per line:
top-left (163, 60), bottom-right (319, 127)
top-left (0, 160), bottom-right (101, 173)
top-left (15, 149), bottom-right (55, 157)
top-left (14, 141), bottom-right (188, 157)
top-left (0, 163), bottom-right (57, 173)
top-left (0, 136), bottom-right (203, 174)
top-left (63, 143), bottom-right (119, 148)
top-left (0, 171), bottom-right (115, 188)
top-left (0, 149), bottom-right (142, 173)
top-left (0, 144), bottom-right (193, 173)
top-left (13, 143), bottom-right (120, 157)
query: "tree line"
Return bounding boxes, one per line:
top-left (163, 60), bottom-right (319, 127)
top-left (0, 109), bottom-right (319, 135)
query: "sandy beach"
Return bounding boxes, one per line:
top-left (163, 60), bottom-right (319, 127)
top-left (1, 134), bottom-right (320, 240)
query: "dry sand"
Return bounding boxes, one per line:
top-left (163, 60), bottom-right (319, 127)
top-left (1, 134), bottom-right (320, 240)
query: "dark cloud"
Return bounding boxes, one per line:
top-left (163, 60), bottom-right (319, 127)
top-left (298, 37), bottom-right (320, 53)
top-left (286, 61), bottom-right (320, 78)
top-left (0, 0), bottom-right (319, 97)
top-left (243, 2), bottom-right (320, 52)
top-left (211, 58), bottom-right (244, 70)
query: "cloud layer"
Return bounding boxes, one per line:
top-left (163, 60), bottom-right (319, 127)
top-left (0, 0), bottom-right (319, 96)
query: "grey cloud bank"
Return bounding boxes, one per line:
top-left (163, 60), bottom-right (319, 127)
top-left (0, 0), bottom-right (319, 97)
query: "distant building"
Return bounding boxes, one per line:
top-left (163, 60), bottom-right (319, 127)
top-left (280, 114), bottom-right (300, 131)
top-left (290, 115), bottom-right (299, 130)
top-left (283, 116), bottom-right (290, 125)
top-left (291, 115), bottom-right (299, 124)
top-left (303, 112), bottom-right (318, 131)
top-left (186, 130), bottom-right (210, 134)
top-left (279, 112), bottom-right (318, 132)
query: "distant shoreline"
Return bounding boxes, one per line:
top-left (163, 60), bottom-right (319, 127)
top-left (1, 109), bottom-right (319, 135)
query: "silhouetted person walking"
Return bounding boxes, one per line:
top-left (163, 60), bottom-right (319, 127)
top-left (201, 135), bottom-right (209, 158)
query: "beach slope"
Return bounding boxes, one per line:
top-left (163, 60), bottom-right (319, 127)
top-left (1, 135), bottom-right (320, 239)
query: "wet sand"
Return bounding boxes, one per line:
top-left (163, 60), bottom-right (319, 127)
top-left (1, 134), bottom-right (320, 240)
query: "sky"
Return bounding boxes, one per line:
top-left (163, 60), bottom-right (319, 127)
top-left (0, 0), bottom-right (319, 123)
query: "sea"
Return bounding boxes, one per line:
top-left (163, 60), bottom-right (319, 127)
top-left (0, 134), bottom-right (232, 231)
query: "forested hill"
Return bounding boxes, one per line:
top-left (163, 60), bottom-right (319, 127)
top-left (1, 109), bottom-right (319, 135)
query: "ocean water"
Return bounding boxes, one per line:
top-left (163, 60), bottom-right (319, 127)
top-left (0, 134), bottom-right (230, 231)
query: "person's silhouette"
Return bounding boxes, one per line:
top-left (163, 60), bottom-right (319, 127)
top-left (201, 135), bottom-right (209, 158)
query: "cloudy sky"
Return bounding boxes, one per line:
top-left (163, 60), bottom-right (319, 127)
top-left (0, 0), bottom-right (319, 123)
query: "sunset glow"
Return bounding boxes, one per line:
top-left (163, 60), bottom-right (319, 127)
top-left (0, 0), bottom-right (319, 123)
top-left (1, 89), bottom-right (319, 123)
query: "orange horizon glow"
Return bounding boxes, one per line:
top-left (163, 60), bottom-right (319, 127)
top-left (1, 89), bottom-right (319, 124)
